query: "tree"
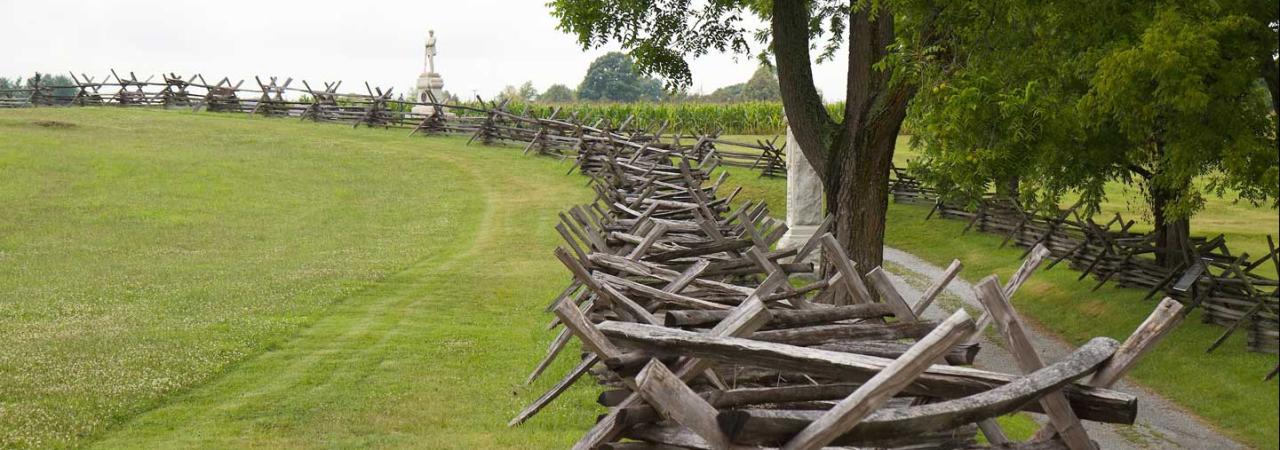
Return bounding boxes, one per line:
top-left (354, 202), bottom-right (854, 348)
top-left (910, 1), bottom-right (1278, 268)
top-left (25, 72), bottom-right (76, 103)
top-left (518, 81), bottom-right (539, 101)
top-left (0, 76), bottom-right (18, 98)
top-left (741, 64), bottom-right (781, 101)
top-left (577, 52), bottom-right (664, 102)
top-left (498, 81), bottom-right (540, 103)
top-left (551, 0), bottom-right (972, 270)
top-left (542, 84), bottom-right (576, 102)
top-left (701, 65), bottom-right (781, 102)
top-left (705, 83), bottom-right (746, 102)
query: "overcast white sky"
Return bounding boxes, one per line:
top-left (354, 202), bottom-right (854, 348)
top-left (1, 0), bottom-right (849, 101)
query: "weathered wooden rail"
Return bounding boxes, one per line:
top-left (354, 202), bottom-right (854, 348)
top-left (511, 135), bottom-right (1186, 448)
top-left (2, 68), bottom-right (1236, 443)
top-left (883, 169), bottom-right (1280, 361)
top-left (1, 70), bottom-right (786, 177)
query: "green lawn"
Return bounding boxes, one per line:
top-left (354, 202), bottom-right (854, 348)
top-left (713, 162), bottom-right (1279, 450)
top-left (0, 108), bottom-right (598, 448)
top-left (1, 108), bottom-right (1274, 449)
top-left (889, 137), bottom-right (1279, 270)
top-left (729, 134), bottom-right (1278, 267)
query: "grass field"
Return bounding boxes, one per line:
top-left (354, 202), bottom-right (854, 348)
top-left (1, 108), bottom-right (598, 448)
top-left (728, 134), bottom-right (1278, 271)
top-left (1, 108), bottom-right (1274, 449)
top-left (714, 162), bottom-right (1279, 450)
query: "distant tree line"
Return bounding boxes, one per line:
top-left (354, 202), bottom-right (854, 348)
top-left (0, 73), bottom-right (77, 100)
top-left (496, 52), bottom-right (783, 104)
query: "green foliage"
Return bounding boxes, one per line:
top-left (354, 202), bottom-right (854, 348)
top-left (498, 81), bottom-right (540, 103)
top-left (550, 0), bottom-right (764, 89)
top-left (20, 72), bottom-right (78, 101)
top-left (700, 65), bottom-right (781, 102)
top-left (577, 52), bottom-right (665, 102)
top-left (740, 64), bottom-right (781, 101)
top-left (540, 83), bottom-right (576, 102)
top-left (1082, 7), bottom-right (1277, 214)
top-left (500, 100), bottom-right (846, 135)
top-left (0, 77), bottom-right (21, 99)
top-left (909, 2), bottom-right (1278, 221)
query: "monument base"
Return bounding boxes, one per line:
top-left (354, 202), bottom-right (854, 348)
top-left (779, 224), bottom-right (822, 265)
top-left (415, 72), bottom-right (445, 103)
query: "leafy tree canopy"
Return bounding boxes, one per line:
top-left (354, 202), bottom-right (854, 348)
top-left (499, 81), bottom-right (540, 103)
top-left (909, 1), bottom-right (1278, 220)
top-left (577, 52), bottom-right (665, 102)
top-left (701, 65), bottom-right (781, 102)
top-left (541, 83), bottom-right (576, 102)
top-left (549, 0), bottom-right (1008, 270)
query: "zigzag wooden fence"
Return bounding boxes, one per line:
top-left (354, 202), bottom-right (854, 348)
top-left (510, 138), bottom-right (1188, 448)
top-left (4, 69), bottom-right (1263, 445)
top-left (0, 71), bottom-right (787, 178)
top-left (887, 170), bottom-right (1277, 365)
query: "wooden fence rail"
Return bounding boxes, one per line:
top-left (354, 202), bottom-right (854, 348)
top-left (0, 70), bottom-right (787, 178)
top-left (886, 170), bottom-right (1278, 360)
top-left (2, 69), bottom-right (1236, 445)
top-left (509, 135), bottom-right (1187, 448)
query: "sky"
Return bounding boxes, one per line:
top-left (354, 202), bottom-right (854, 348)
top-left (1, 0), bottom-right (849, 101)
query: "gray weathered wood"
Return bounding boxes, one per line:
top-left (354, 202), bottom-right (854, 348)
top-left (596, 321), bottom-right (1137, 424)
top-left (970, 244), bottom-right (1051, 345)
top-left (664, 303), bottom-right (896, 329)
top-left (974, 277), bottom-right (1095, 450)
top-left (914, 259), bottom-right (962, 316)
top-left (633, 360), bottom-right (742, 449)
top-left (821, 235), bottom-right (874, 305)
top-left (1032, 297), bottom-right (1184, 440)
top-left (716, 337), bottom-right (1118, 445)
top-left (866, 266), bottom-right (918, 322)
top-left (782, 309), bottom-right (977, 450)
top-left (571, 277), bottom-right (784, 450)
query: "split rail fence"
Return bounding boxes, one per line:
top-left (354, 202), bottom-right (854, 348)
top-left (888, 171), bottom-right (1278, 367)
top-left (508, 133), bottom-right (1189, 448)
top-left (3, 69), bottom-right (1260, 446)
top-left (0, 71), bottom-right (787, 178)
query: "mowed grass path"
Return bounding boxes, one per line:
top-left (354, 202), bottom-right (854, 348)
top-left (1, 108), bottom-right (598, 448)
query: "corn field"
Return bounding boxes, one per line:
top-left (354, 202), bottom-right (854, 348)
top-left (475, 101), bottom-right (848, 136)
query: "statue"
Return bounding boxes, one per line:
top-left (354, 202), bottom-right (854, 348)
top-left (424, 30), bottom-right (437, 73)
top-left (413, 29), bottom-right (446, 111)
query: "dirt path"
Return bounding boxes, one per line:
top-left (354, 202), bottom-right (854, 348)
top-left (881, 246), bottom-right (1245, 450)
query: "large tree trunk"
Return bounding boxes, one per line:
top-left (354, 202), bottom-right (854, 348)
top-left (1144, 139), bottom-right (1193, 269)
top-left (826, 127), bottom-right (900, 271)
top-left (773, 1), bottom-right (919, 271)
top-left (997, 176), bottom-right (1020, 199)
top-left (1149, 182), bottom-right (1192, 269)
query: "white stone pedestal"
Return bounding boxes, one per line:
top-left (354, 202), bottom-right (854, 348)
top-left (778, 125), bottom-right (825, 263)
top-left (412, 72), bottom-right (445, 115)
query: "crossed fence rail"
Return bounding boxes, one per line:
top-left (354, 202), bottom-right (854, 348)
top-left (0, 71), bottom-right (788, 178)
top-left (510, 134), bottom-right (1187, 449)
top-left (886, 170), bottom-right (1279, 367)
top-left (2, 69), bottom-right (1265, 447)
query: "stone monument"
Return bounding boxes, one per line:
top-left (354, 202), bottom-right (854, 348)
top-left (412, 30), bottom-right (445, 115)
top-left (778, 124), bottom-right (825, 261)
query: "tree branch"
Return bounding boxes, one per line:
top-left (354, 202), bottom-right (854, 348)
top-left (1127, 164), bottom-right (1153, 180)
top-left (773, 0), bottom-right (836, 178)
